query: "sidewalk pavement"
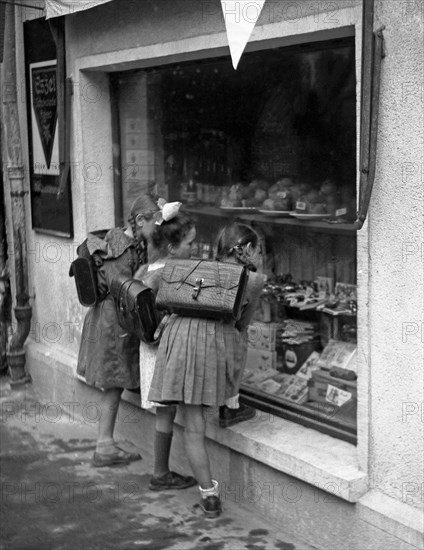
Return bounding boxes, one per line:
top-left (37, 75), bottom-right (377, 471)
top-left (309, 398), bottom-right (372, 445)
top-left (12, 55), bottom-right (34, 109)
top-left (0, 376), bottom-right (315, 550)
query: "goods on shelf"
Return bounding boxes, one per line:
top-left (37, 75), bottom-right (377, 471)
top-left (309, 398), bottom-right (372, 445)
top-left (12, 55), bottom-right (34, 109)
top-left (247, 321), bottom-right (283, 351)
top-left (316, 339), bottom-right (357, 373)
top-left (242, 329), bottom-right (357, 410)
top-left (258, 276), bottom-right (357, 316)
top-left (296, 351), bottom-right (321, 380)
top-left (279, 319), bottom-right (320, 374)
top-left (308, 369), bottom-right (357, 406)
top-left (216, 176), bottom-right (356, 220)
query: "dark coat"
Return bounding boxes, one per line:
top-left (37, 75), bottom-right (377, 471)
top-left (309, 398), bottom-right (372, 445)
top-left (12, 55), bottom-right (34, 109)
top-left (77, 228), bottom-right (141, 390)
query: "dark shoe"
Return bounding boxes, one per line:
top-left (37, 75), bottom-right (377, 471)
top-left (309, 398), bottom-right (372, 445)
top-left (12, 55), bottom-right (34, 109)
top-left (149, 471), bottom-right (197, 491)
top-left (199, 496), bottom-right (222, 518)
top-left (219, 403), bottom-right (256, 428)
top-left (92, 447), bottom-right (142, 468)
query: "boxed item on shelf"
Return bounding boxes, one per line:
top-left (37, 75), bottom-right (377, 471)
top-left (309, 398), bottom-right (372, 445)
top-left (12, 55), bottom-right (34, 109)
top-left (279, 319), bottom-right (317, 340)
top-left (243, 368), bottom-right (277, 385)
top-left (296, 351), bottom-right (321, 380)
top-left (277, 376), bottom-right (309, 404)
top-left (281, 340), bottom-right (319, 375)
top-left (316, 339), bottom-right (357, 373)
top-left (243, 368), bottom-right (309, 405)
top-left (257, 378), bottom-right (283, 395)
top-left (245, 347), bottom-right (277, 373)
top-left (247, 321), bottom-right (284, 351)
top-left (308, 369), bottom-right (357, 405)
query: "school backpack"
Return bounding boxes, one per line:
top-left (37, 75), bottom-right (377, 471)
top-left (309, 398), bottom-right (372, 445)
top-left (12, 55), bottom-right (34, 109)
top-left (69, 229), bottom-right (109, 308)
top-left (69, 230), bottom-right (160, 344)
top-left (109, 276), bottom-right (160, 344)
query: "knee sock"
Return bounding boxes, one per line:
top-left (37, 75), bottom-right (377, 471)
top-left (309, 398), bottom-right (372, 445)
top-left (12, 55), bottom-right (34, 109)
top-left (96, 437), bottom-right (116, 455)
top-left (154, 430), bottom-right (173, 478)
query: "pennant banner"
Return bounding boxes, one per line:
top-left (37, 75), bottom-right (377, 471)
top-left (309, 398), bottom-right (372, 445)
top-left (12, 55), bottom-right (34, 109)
top-left (220, 0), bottom-right (265, 69)
top-left (45, 0), bottom-right (114, 19)
top-left (31, 64), bottom-right (58, 170)
top-left (29, 60), bottom-right (59, 175)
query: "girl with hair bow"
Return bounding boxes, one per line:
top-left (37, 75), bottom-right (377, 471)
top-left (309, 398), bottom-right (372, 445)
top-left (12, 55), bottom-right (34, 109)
top-left (135, 199), bottom-right (197, 491)
top-left (148, 221), bottom-right (265, 517)
top-left (152, 198), bottom-right (183, 226)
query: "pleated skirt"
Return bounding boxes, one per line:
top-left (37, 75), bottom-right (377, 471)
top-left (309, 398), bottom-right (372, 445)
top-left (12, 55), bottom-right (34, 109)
top-left (148, 314), bottom-right (248, 406)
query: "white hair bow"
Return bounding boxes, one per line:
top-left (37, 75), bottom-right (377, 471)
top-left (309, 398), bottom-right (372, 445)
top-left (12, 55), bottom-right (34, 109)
top-left (154, 198), bottom-right (182, 225)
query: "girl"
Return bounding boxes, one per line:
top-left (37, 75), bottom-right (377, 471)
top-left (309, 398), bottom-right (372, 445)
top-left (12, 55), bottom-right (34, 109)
top-left (77, 193), bottom-right (160, 467)
top-left (148, 222), bottom-right (265, 517)
top-left (136, 205), bottom-right (197, 491)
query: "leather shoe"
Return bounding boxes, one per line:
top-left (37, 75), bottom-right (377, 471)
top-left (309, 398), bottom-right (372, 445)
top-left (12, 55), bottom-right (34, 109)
top-left (149, 471), bottom-right (197, 491)
top-left (199, 496), bottom-right (222, 518)
top-left (219, 403), bottom-right (256, 428)
top-left (92, 447), bottom-right (142, 468)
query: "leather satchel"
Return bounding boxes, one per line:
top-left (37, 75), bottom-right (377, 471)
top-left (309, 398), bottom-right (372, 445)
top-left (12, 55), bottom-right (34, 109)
top-left (69, 229), bottom-right (109, 307)
top-left (155, 259), bottom-right (249, 320)
top-left (110, 276), bottom-right (160, 344)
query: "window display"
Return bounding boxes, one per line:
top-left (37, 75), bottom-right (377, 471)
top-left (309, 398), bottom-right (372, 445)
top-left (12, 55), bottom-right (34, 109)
top-left (112, 36), bottom-right (358, 443)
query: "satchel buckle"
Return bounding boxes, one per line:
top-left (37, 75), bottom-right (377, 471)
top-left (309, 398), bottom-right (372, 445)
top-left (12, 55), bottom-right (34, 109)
top-left (192, 278), bottom-right (204, 300)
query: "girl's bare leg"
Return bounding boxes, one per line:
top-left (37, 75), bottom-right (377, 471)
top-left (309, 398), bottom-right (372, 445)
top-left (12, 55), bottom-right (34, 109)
top-left (96, 387), bottom-right (123, 453)
top-left (180, 403), bottom-right (213, 488)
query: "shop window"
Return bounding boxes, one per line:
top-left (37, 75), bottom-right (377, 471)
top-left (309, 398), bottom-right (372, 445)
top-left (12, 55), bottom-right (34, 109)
top-left (111, 37), bottom-right (358, 443)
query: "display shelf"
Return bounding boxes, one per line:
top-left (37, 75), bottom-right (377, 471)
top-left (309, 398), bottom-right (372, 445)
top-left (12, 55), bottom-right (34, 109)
top-left (185, 206), bottom-right (357, 235)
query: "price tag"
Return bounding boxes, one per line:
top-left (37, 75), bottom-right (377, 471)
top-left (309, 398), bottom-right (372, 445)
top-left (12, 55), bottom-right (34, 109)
top-left (296, 201), bottom-right (306, 211)
top-left (336, 208), bottom-right (347, 217)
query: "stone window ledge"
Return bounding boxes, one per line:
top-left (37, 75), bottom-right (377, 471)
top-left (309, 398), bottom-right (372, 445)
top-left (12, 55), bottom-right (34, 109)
top-left (123, 391), bottom-right (368, 503)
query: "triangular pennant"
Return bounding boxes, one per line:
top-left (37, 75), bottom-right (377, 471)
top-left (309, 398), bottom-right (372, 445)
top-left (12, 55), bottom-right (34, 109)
top-left (31, 65), bottom-right (58, 170)
top-left (221, 0), bottom-right (265, 69)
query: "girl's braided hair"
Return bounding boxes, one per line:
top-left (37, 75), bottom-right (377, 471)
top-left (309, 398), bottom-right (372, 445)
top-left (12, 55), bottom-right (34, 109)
top-left (216, 222), bottom-right (261, 271)
top-left (128, 193), bottom-right (159, 265)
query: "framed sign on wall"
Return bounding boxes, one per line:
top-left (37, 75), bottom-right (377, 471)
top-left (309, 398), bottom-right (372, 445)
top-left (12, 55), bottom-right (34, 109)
top-left (24, 17), bottom-right (73, 237)
top-left (30, 60), bottom-right (59, 177)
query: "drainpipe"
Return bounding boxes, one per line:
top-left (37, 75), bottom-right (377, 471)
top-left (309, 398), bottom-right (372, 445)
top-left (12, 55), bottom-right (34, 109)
top-left (354, 0), bottom-right (385, 230)
top-left (0, 158), bottom-right (12, 373)
top-left (1, 0), bottom-right (32, 386)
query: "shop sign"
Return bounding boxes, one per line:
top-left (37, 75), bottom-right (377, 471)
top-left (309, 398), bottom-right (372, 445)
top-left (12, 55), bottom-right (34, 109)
top-left (24, 16), bottom-right (73, 237)
top-left (30, 63), bottom-right (58, 173)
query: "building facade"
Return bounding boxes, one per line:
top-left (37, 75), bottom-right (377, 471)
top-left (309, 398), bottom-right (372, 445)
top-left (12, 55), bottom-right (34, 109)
top-left (3, 1), bottom-right (423, 548)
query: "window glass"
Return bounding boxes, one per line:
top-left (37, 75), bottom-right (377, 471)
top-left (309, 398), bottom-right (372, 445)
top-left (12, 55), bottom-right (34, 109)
top-left (113, 38), bottom-right (358, 443)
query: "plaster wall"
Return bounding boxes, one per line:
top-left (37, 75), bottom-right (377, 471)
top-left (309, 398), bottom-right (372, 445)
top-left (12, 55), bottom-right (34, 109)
top-left (368, 0), bottom-right (424, 510)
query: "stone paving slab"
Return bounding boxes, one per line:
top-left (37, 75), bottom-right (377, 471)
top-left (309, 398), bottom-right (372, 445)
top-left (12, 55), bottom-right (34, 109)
top-left (0, 379), bottom-right (316, 550)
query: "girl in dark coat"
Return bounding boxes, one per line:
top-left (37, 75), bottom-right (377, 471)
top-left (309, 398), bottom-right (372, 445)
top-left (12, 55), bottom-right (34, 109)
top-left (77, 194), bottom-right (159, 467)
